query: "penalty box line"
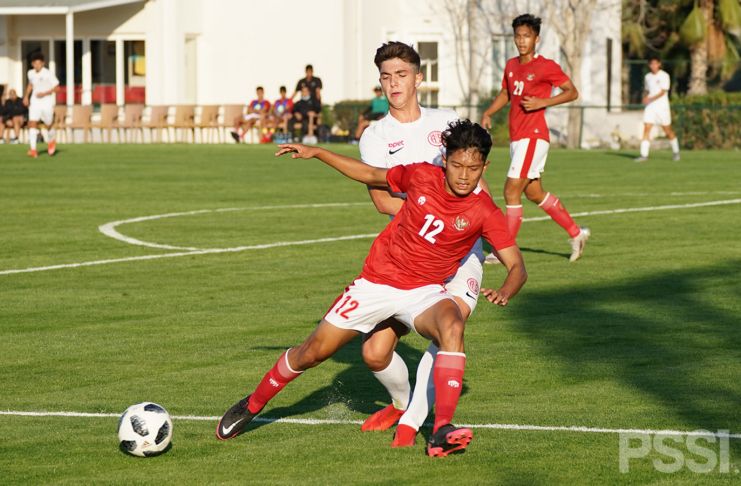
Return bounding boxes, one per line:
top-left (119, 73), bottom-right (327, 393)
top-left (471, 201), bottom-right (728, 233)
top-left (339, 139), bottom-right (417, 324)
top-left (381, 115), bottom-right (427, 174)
top-left (1, 410), bottom-right (739, 439)
top-left (1, 198), bottom-right (740, 277)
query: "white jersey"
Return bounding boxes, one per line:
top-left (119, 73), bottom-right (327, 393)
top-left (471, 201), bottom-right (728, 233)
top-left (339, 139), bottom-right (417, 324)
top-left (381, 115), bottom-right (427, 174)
top-left (359, 107), bottom-right (458, 170)
top-left (27, 67), bottom-right (59, 108)
top-left (644, 70), bottom-right (670, 109)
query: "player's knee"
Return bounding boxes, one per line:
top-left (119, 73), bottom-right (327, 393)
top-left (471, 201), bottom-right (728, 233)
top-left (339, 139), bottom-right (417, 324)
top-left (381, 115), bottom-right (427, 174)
top-left (361, 342), bottom-right (392, 372)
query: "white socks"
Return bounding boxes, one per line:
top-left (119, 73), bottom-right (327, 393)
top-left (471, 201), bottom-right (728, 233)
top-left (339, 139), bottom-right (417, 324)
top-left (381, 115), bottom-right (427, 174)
top-left (48, 128), bottom-right (56, 142)
top-left (669, 137), bottom-right (679, 154)
top-left (372, 351), bottom-right (410, 410)
top-left (398, 342), bottom-right (438, 430)
top-left (29, 128), bottom-right (39, 151)
top-left (640, 140), bottom-right (649, 158)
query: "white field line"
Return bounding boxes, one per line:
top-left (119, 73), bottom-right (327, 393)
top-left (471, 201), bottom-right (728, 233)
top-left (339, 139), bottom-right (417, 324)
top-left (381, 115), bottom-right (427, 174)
top-left (98, 202), bottom-right (371, 251)
top-left (2, 198), bottom-right (740, 277)
top-left (0, 410), bottom-right (739, 439)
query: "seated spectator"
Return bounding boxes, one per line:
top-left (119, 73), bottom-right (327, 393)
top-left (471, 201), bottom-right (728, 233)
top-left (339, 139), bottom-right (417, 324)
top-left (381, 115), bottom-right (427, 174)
top-left (269, 86), bottom-right (294, 137)
top-left (291, 85), bottom-right (321, 143)
top-left (353, 86), bottom-right (389, 141)
top-left (231, 86), bottom-right (271, 143)
top-left (1, 89), bottom-right (27, 144)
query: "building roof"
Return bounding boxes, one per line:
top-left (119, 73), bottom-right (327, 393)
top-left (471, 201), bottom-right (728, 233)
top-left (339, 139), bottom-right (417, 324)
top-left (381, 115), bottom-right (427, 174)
top-left (0, 0), bottom-right (144, 15)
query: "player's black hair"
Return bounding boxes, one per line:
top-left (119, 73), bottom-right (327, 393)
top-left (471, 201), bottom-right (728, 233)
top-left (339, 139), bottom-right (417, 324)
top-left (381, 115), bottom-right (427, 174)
top-left (30, 51), bottom-right (45, 63)
top-left (279, 85), bottom-right (287, 92)
top-left (442, 119), bottom-right (492, 162)
top-left (374, 41), bottom-right (421, 72)
top-left (256, 86), bottom-right (264, 91)
top-left (512, 14), bottom-right (541, 36)
top-left (305, 64), bottom-right (313, 71)
top-left (648, 55), bottom-right (661, 63)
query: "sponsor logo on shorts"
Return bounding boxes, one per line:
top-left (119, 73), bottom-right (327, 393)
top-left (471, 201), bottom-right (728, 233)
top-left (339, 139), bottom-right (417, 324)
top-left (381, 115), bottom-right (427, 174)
top-left (453, 216), bottom-right (469, 231)
top-left (467, 278), bottom-right (480, 295)
top-left (417, 196), bottom-right (426, 205)
top-left (427, 131), bottom-right (443, 146)
top-left (447, 379), bottom-right (460, 388)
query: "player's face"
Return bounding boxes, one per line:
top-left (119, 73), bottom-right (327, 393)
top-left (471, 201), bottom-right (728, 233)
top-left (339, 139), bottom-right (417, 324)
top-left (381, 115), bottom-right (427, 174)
top-left (379, 58), bottom-right (423, 110)
top-left (443, 148), bottom-right (488, 197)
top-left (648, 60), bottom-right (661, 73)
top-left (513, 25), bottom-right (538, 57)
top-left (31, 59), bottom-right (44, 71)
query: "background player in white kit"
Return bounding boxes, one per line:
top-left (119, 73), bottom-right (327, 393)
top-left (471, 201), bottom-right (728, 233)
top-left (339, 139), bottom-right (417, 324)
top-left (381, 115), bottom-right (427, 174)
top-left (635, 56), bottom-right (680, 162)
top-left (23, 52), bottom-right (59, 159)
top-left (358, 41), bottom-right (489, 447)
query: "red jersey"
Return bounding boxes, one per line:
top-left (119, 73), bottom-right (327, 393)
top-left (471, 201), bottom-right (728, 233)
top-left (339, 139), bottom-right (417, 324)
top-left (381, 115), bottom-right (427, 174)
top-left (360, 163), bottom-right (515, 289)
top-left (502, 54), bottom-right (570, 142)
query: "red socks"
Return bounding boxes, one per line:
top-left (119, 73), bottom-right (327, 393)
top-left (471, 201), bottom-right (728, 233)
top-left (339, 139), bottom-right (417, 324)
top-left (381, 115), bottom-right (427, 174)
top-left (506, 205), bottom-right (523, 239)
top-left (432, 352), bottom-right (466, 433)
top-left (247, 349), bottom-right (303, 413)
top-left (539, 193), bottom-right (580, 238)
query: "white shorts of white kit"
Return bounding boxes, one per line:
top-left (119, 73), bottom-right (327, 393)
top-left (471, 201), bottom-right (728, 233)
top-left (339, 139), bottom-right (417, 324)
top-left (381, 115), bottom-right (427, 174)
top-left (323, 278), bottom-right (454, 334)
top-left (508, 138), bottom-right (550, 180)
top-left (28, 104), bottom-right (54, 126)
top-left (643, 103), bottom-right (671, 126)
top-left (444, 241), bottom-right (484, 315)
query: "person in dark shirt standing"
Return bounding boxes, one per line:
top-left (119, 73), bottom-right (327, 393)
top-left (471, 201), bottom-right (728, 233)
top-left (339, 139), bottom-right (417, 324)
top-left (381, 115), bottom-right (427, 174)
top-left (292, 64), bottom-right (322, 103)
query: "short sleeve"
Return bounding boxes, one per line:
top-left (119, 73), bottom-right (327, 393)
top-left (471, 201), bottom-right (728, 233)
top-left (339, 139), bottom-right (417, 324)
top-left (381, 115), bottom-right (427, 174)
top-left (386, 164), bottom-right (418, 194)
top-left (545, 60), bottom-right (570, 87)
top-left (295, 79), bottom-right (303, 92)
top-left (482, 204), bottom-right (516, 251)
top-left (359, 129), bottom-right (387, 168)
top-left (660, 72), bottom-right (670, 91)
top-left (316, 77), bottom-right (323, 89)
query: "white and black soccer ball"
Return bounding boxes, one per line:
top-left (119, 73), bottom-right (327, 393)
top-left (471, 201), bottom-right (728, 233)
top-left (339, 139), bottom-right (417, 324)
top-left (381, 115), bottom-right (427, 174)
top-left (118, 402), bottom-right (173, 457)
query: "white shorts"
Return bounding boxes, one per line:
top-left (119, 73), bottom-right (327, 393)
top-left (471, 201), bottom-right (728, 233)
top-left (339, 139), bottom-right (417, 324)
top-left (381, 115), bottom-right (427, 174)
top-left (29, 104), bottom-right (54, 126)
top-left (643, 104), bottom-right (671, 126)
top-left (444, 241), bottom-right (484, 315)
top-left (243, 113), bottom-right (261, 121)
top-left (508, 138), bottom-right (549, 180)
top-left (323, 278), bottom-right (454, 334)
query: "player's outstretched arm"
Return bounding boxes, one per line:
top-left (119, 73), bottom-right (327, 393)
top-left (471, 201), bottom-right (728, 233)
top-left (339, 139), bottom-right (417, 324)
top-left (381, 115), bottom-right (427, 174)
top-left (481, 246), bottom-right (527, 306)
top-left (276, 144), bottom-right (389, 187)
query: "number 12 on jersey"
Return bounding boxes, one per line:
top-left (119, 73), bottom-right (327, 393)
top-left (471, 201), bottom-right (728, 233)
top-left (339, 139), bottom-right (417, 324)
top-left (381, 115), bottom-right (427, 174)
top-left (418, 214), bottom-right (444, 244)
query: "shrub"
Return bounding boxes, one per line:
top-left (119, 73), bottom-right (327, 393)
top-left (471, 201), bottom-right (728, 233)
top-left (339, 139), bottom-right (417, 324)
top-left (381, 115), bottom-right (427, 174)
top-left (671, 92), bottom-right (741, 149)
top-left (332, 100), bottom-right (370, 132)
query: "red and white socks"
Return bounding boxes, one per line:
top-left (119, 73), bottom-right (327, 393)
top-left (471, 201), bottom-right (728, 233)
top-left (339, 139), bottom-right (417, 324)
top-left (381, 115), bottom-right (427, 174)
top-left (247, 349), bottom-right (303, 414)
top-left (432, 351), bottom-right (466, 433)
top-left (371, 351), bottom-right (411, 411)
top-left (506, 204), bottom-right (523, 238)
top-left (538, 192), bottom-right (580, 238)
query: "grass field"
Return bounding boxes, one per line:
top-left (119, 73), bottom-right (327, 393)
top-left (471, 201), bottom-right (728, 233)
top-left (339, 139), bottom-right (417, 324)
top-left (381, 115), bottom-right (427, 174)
top-left (0, 143), bottom-right (739, 484)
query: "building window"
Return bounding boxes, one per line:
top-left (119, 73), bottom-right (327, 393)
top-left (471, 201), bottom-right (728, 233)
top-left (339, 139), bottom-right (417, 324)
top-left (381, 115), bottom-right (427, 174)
top-left (53, 40), bottom-right (83, 104)
top-left (91, 40), bottom-right (116, 104)
top-left (418, 41), bottom-right (439, 107)
top-left (125, 40), bottom-right (146, 103)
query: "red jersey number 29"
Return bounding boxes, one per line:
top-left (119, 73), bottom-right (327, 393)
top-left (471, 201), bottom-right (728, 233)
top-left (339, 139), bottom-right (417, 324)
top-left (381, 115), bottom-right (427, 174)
top-left (335, 295), bottom-right (359, 319)
top-left (418, 214), bottom-right (444, 244)
top-left (513, 80), bottom-right (524, 96)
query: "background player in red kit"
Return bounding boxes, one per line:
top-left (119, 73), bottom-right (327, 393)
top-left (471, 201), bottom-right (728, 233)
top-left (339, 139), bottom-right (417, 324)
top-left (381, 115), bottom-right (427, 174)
top-left (216, 120), bottom-right (527, 457)
top-left (481, 14), bottom-right (590, 262)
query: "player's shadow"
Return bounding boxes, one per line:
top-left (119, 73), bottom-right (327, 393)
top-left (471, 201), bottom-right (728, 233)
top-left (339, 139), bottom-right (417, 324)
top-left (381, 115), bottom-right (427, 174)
top-left (511, 260), bottom-right (741, 455)
top-left (243, 338), bottom-right (469, 433)
top-left (518, 246), bottom-right (571, 260)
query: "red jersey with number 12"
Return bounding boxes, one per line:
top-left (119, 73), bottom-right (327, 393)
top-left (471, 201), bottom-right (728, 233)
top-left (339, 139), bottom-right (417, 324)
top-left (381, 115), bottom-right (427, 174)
top-left (503, 54), bottom-right (570, 142)
top-left (360, 163), bottom-right (515, 290)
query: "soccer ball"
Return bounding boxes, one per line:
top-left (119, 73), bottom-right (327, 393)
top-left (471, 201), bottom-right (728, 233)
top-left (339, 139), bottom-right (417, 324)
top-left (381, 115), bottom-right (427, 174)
top-left (117, 402), bottom-right (173, 457)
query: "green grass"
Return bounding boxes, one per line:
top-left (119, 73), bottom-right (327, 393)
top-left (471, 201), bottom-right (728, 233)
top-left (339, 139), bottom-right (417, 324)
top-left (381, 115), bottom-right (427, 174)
top-left (0, 144), bottom-right (739, 484)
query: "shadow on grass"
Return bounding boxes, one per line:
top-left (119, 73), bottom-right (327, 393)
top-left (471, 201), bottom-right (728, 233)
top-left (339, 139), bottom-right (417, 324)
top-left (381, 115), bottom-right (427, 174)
top-left (512, 260), bottom-right (741, 453)
top-left (243, 337), bottom-right (469, 435)
top-left (519, 246), bottom-right (571, 260)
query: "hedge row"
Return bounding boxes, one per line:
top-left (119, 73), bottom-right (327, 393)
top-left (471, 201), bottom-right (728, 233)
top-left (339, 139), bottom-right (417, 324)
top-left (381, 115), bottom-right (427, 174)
top-left (671, 92), bottom-right (741, 150)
